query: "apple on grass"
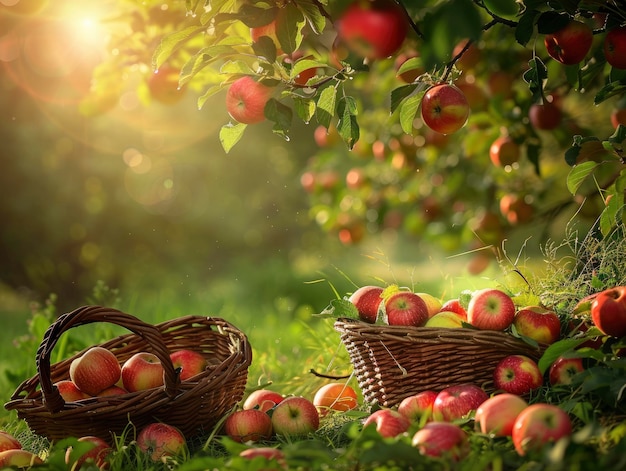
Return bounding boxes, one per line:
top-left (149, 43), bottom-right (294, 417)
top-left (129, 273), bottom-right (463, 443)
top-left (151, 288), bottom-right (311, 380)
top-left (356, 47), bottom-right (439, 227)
top-left (225, 76), bottom-right (273, 124)
top-left (348, 285), bottom-right (384, 323)
top-left (512, 404), bottom-right (572, 456)
top-left (604, 26), bottom-right (626, 70)
top-left (544, 20), bottom-right (593, 65)
top-left (467, 288), bottom-right (516, 331)
top-left (69, 346), bottom-right (121, 396)
top-left (312, 383), bottom-right (358, 416)
top-left (513, 306), bottom-right (561, 345)
top-left (170, 349), bottom-right (207, 381)
top-left (270, 396), bottom-right (319, 437)
top-left (475, 393), bottom-right (528, 437)
top-left (411, 422), bottom-right (469, 460)
top-left (590, 286), bottom-right (626, 337)
top-left (493, 355), bottom-right (543, 396)
top-left (239, 447), bottom-right (286, 469)
top-left (65, 436), bottom-right (112, 469)
top-left (424, 311), bottom-right (466, 328)
top-left (336, 0), bottom-right (408, 60)
top-left (0, 449), bottom-right (43, 468)
top-left (54, 380), bottom-right (91, 402)
top-left (432, 384), bottom-right (488, 422)
top-left (0, 431), bottom-right (21, 453)
top-left (397, 390), bottom-right (438, 423)
top-left (421, 83), bottom-right (469, 135)
top-left (224, 409), bottom-right (273, 443)
top-left (384, 291), bottom-right (429, 327)
top-left (121, 352), bottom-right (165, 392)
top-left (137, 423), bottom-right (186, 462)
top-left (549, 356), bottom-right (585, 386)
top-left (363, 409), bottom-right (411, 438)
top-left (243, 389), bottom-right (284, 412)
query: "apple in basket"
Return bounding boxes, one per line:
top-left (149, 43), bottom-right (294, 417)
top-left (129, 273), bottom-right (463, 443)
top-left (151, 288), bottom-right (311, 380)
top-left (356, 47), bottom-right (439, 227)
top-left (65, 436), bottom-right (112, 469)
top-left (224, 409), bottom-right (273, 443)
top-left (432, 384), bottom-right (488, 421)
top-left (363, 409), bottom-right (411, 438)
top-left (467, 288), bottom-right (516, 330)
top-left (69, 346), bottom-right (122, 396)
top-left (415, 293), bottom-right (443, 318)
top-left (0, 431), bottom-right (21, 453)
top-left (0, 449), bottom-right (43, 468)
top-left (411, 422), bottom-right (469, 460)
top-left (170, 349), bottom-right (207, 381)
top-left (348, 285), bottom-right (384, 323)
top-left (137, 423), bottom-right (186, 461)
top-left (384, 291), bottom-right (429, 327)
top-left (271, 396), bottom-right (320, 437)
top-left (54, 380), bottom-right (90, 402)
top-left (244, 389), bottom-right (284, 412)
top-left (475, 393), bottom-right (528, 437)
top-left (121, 352), bottom-right (165, 392)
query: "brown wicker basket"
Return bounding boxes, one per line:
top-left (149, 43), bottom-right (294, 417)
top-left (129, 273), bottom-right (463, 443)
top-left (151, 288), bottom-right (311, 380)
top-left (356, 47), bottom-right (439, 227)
top-left (5, 305), bottom-right (252, 444)
top-left (334, 318), bottom-right (543, 408)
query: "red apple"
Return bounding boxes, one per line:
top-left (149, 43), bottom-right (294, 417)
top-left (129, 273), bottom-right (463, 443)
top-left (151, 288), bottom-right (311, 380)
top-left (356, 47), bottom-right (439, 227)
top-left (397, 391), bottom-right (438, 422)
top-left (415, 293), bottom-right (443, 318)
top-left (137, 423), bottom-right (186, 461)
top-left (336, 0), bottom-right (408, 60)
top-left (475, 393), bottom-right (528, 437)
top-left (384, 291), bottom-right (429, 327)
top-left (348, 285), bottom-right (384, 323)
top-left (0, 449), bottom-right (43, 468)
top-left (489, 136), bottom-right (520, 167)
top-left (499, 193), bottom-right (534, 225)
top-left (467, 288), bottom-right (516, 331)
top-left (0, 431), bottom-right (21, 453)
top-left (420, 83), bottom-right (470, 135)
top-left (411, 422), bottom-right (469, 460)
top-left (604, 26), bottom-right (626, 69)
top-left (439, 299), bottom-right (468, 320)
top-left (224, 409), bottom-right (273, 443)
top-left (54, 380), bottom-right (91, 402)
top-left (69, 346), bottom-right (121, 396)
top-left (121, 352), bottom-right (164, 392)
top-left (512, 404), bottom-right (572, 456)
top-left (513, 306), bottom-right (561, 345)
top-left (611, 108), bottom-right (626, 129)
top-left (65, 436), bottom-right (111, 469)
top-left (424, 311), bottom-right (465, 328)
top-left (243, 389), bottom-right (284, 413)
top-left (591, 286), bottom-right (626, 337)
top-left (529, 100), bottom-right (562, 130)
top-left (170, 349), bottom-right (207, 381)
top-left (493, 355), bottom-right (543, 396)
top-left (239, 447), bottom-right (286, 469)
top-left (225, 76), bottom-right (273, 124)
top-left (432, 383), bottom-right (489, 422)
top-left (549, 356), bottom-right (585, 386)
top-left (270, 396), bottom-right (319, 437)
top-left (363, 409), bottom-right (411, 438)
top-left (250, 19), bottom-right (282, 54)
top-left (544, 20), bottom-right (593, 65)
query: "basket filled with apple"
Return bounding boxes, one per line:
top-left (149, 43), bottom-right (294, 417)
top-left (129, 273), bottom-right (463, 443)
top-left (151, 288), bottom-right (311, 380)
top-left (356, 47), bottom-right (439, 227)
top-left (5, 305), bottom-right (252, 444)
top-left (331, 285), bottom-right (557, 408)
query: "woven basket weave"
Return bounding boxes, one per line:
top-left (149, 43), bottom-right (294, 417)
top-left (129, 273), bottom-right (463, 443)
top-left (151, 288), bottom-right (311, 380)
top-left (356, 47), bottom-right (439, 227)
top-left (334, 318), bottom-right (543, 408)
top-left (5, 305), bottom-right (252, 444)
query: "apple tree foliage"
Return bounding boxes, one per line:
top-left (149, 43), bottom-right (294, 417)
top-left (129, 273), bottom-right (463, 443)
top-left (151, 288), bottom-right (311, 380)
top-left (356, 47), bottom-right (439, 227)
top-left (84, 0), bottom-right (626, 269)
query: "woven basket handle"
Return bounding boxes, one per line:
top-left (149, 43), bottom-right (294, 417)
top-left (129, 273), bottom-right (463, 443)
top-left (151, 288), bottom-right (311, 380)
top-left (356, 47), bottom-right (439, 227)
top-left (37, 305), bottom-right (180, 413)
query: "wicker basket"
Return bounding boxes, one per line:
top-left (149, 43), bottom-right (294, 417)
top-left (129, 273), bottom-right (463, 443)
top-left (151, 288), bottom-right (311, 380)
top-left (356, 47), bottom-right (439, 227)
top-left (334, 318), bottom-right (543, 408)
top-left (5, 305), bottom-right (252, 444)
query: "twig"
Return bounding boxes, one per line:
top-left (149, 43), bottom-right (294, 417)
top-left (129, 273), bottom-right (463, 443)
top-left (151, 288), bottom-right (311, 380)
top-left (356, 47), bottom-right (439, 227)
top-left (394, 0), bottom-right (424, 39)
top-left (309, 368), bottom-right (352, 379)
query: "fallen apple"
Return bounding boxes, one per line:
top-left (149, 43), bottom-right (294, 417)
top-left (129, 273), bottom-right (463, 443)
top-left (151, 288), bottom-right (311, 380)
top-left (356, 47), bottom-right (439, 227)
top-left (397, 390), bottom-right (438, 423)
top-left (137, 422), bottom-right (186, 462)
top-left (432, 383), bottom-right (488, 422)
top-left (224, 409), bottom-right (273, 443)
top-left (475, 393), bottom-right (528, 437)
top-left (363, 409), bottom-right (411, 438)
top-left (590, 286), bottom-right (626, 337)
top-left (243, 389), bottom-right (284, 412)
top-left (271, 396), bottom-right (319, 437)
top-left (512, 403), bottom-right (572, 456)
top-left (411, 422), bottom-right (469, 460)
top-left (493, 355), bottom-right (543, 396)
top-left (549, 356), bottom-right (585, 386)
top-left (513, 306), bottom-right (561, 345)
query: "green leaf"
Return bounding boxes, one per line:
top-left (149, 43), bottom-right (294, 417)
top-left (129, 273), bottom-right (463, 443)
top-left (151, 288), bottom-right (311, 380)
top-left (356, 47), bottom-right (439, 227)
top-left (600, 186), bottom-right (625, 236)
top-left (538, 338), bottom-right (587, 374)
top-left (526, 142), bottom-right (541, 176)
top-left (197, 85), bottom-right (224, 109)
top-left (395, 57), bottom-right (422, 79)
top-left (316, 298), bottom-right (359, 319)
top-left (399, 93), bottom-right (423, 135)
top-left (180, 44), bottom-right (240, 85)
top-left (219, 59), bottom-right (256, 75)
top-left (536, 11), bottom-right (570, 34)
top-left (566, 161), bottom-right (599, 195)
top-left (337, 96), bottom-right (359, 149)
top-left (219, 122), bottom-right (247, 153)
top-left (594, 79), bottom-right (626, 105)
top-left (316, 86), bottom-right (337, 129)
top-left (265, 99), bottom-right (293, 140)
top-left (290, 59), bottom-right (326, 81)
top-left (296, 0), bottom-right (326, 34)
top-left (292, 97), bottom-right (316, 123)
top-left (609, 124), bottom-right (626, 144)
top-left (152, 25), bottom-right (206, 71)
top-left (515, 9), bottom-right (539, 46)
top-left (251, 36), bottom-right (277, 63)
top-left (276, 3), bottom-right (305, 54)
top-left (390, 84), bottom-right (418, 114)
top-left (523, 57), bottom-right (547, 101)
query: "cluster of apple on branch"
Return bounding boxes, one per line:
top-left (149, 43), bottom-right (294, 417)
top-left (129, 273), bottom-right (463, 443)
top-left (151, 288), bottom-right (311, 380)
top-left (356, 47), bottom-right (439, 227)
top-left (87, 0), bottom-right (626, 265)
